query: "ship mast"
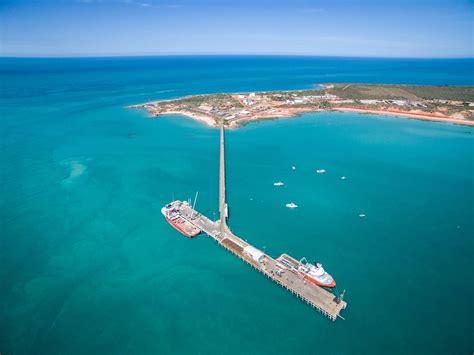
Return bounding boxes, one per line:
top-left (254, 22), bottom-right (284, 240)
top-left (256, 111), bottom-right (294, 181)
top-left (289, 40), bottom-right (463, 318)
top-left (192, 191), bottom-right (199, 218)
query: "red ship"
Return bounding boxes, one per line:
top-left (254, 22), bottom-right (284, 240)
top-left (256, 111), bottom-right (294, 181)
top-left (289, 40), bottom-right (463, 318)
top-left (161, 203), bottom-right (201, 238)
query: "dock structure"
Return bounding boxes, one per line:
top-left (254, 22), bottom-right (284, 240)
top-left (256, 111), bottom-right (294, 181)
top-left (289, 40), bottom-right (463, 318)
top-left (219, 123), bottom-right (229, 230)
top-left (167, 122), bottom-right (347, 321)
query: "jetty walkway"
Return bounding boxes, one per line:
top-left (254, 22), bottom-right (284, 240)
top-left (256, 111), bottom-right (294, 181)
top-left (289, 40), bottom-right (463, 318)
top-left (169, 122), bottom-right (347, 321)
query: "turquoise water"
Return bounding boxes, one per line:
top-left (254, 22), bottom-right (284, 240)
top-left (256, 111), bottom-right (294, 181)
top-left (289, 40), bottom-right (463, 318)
top-left (1, 57), bottom-right (473, 354)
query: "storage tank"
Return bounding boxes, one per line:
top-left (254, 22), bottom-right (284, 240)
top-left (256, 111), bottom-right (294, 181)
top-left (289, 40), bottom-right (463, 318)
top-left (243, 246), bottom-right (265, 263)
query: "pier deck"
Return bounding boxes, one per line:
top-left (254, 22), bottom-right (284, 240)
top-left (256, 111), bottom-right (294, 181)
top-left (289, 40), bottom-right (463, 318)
top-left (165, 122), bottom-right (346, 321)
top-left (168, 200), bottom-right (347, 321)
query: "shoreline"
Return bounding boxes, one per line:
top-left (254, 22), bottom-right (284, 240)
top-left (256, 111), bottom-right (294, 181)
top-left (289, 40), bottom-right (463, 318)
top-left (332, 107), bottom-right (474, 126)
top-left (130, 84), bottom-right (474, 128)
top-left (159, 110), bottom-right (216, 127)
top-left (145, 107), bottom-right (474, 128)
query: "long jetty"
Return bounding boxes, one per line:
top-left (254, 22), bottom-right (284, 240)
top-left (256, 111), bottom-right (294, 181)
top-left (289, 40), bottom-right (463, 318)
top-left (169, 122), bottom-right (347, 321)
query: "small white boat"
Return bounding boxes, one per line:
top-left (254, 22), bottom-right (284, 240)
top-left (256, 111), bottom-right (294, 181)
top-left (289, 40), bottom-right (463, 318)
top-left (316, 169), bottom-right (327, 174)
top-left (359, 213), bottom-right (366, 218)
top-left (292, 166), bottom-right (296, 170)
top-left (286, 203), bottom-right (298, 208)
top-left (341, 176), bottom-right (347, 180)
top-left (273, 181), bottom-right (285, 186)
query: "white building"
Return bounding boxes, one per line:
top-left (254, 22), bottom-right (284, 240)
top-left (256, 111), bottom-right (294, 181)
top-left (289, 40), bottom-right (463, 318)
top-left (198, 103), bottom-right (213, 112)
top-left (243, 246), bottom-right (265, 263)
top-left (360, 99), bottom-right (382, 105)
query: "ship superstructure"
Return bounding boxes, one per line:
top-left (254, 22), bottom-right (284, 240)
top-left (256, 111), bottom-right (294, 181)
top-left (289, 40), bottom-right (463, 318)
top-left (277, 254), bottom-right (336, 288)
top-left (161, 201), bottom-right (201, 238)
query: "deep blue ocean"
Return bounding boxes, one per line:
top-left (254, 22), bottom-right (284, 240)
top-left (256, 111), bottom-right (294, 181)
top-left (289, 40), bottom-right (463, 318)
top-left (1, 56), bottom-right (473, 354)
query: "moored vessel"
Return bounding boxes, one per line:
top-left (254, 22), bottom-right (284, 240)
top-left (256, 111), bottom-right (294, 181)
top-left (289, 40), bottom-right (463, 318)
top-left (277, 254), bottom-right (336, 288)
top-left (161, 202), bottom-right (201, 238)
top-left (298, 258), bottom-right (336, 288)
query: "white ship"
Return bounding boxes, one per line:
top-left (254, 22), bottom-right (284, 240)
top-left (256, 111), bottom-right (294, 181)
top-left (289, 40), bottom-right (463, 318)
top-left (297, 258), bottom-right (336, 288)
top-left (286, 202), bottom-right (298, 208)
top-left (277, 254), bottom-right (336, 288)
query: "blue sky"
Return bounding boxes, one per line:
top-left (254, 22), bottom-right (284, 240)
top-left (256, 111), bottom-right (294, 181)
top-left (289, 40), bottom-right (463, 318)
top-left (0, 0), bottom-right (472, 57)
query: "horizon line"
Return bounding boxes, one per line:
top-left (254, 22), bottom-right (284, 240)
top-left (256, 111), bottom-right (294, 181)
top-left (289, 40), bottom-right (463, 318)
top-left (1, 53), bottom-right (473, 60)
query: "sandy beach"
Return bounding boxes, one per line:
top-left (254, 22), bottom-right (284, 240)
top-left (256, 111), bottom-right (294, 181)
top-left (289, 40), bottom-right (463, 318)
top-left (132, 84), bottom-right (474, 128)
top-left (162, 110), bottom-right (216, 127)
top-left (332, 107), bottom-right (474, 126)
top-left (154, 107), bottom-right (474, 128)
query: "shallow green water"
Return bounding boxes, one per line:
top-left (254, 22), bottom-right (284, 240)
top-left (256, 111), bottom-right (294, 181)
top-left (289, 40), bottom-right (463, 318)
top-left (1, 57), bottom-right (473, 354)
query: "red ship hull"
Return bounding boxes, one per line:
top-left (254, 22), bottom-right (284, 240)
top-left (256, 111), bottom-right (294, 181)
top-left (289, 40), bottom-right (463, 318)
top-left (163, 215), bottom-right (200, 238)
top-left (304, 274), bottom-right (336, 288)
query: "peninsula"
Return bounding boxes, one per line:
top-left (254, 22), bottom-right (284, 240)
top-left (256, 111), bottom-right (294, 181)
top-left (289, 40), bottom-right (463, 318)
top-left (129, 84), bottom-right (474, 127)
